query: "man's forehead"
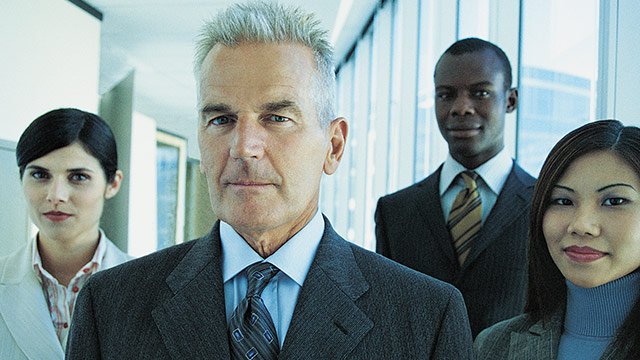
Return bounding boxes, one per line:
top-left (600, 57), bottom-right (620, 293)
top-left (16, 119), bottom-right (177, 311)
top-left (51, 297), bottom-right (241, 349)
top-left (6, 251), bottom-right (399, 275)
top-left (435, 50), bottom-right (505, 85)
top-left (198, 83), bottom-right (299, 104)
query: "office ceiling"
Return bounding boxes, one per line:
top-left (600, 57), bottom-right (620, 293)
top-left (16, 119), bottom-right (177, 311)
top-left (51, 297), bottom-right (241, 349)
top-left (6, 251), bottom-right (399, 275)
top-left (85, 0), bottom-right (378, 157)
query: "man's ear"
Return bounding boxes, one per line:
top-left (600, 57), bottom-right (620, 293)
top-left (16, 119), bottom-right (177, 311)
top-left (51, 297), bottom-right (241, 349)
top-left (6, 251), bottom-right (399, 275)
top-left (105, 170), bottom-right (124, 199)
top-left (323, 117), bottom-right (348, 175)
top-left (506, 87), bottom-right (518, 113)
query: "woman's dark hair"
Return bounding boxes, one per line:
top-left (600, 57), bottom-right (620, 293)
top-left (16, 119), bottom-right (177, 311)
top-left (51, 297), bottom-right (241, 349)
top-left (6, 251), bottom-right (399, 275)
top-left (16, 108), bottom-right (119, 183)
top-left (526, 119), bottom-right (640, 358)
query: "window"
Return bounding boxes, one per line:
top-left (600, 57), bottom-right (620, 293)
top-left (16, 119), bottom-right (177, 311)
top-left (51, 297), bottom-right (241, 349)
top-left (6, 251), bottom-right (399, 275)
top-left (517, 0), bottom-right (599, 175)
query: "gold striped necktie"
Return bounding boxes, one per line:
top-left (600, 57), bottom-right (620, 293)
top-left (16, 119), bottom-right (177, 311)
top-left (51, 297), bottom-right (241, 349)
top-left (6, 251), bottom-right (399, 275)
top-left (447, 171), bottom-right (482, 265)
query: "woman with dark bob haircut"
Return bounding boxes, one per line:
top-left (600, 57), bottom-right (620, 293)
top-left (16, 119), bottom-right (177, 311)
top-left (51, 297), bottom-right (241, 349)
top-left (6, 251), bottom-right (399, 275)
top-left (475, 120), bottom-right (640, 359)
top-left (0, 108), bottom-right (132, 359)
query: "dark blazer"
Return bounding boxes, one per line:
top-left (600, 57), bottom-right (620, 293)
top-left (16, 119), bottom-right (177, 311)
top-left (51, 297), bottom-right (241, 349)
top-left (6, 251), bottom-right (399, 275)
top-left (66, 217), bottom-right (474, 359)
top-left (474, 310), bottom-right (632, 360)
top-left (375, 163), bottom-right (535, 337)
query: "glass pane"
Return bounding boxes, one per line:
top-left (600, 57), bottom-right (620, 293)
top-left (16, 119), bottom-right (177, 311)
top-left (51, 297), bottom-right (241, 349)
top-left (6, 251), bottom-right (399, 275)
top-left (415, 0), bottom-right (457, 180)
top-left (518, 0), bottom-right (599, 175)
top-left (156, 142), bottom-right (179, 250)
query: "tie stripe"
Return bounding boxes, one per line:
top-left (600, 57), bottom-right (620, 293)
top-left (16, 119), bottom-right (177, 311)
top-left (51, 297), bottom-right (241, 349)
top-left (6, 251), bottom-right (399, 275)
top-left (228, 262), bottom-right (280, 360)
top-left (447, 171), bottom-right (483, 265)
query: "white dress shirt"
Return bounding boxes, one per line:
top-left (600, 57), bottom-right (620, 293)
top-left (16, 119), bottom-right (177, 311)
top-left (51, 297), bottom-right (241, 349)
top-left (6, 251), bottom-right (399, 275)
top-left (439, 149), bottom-right (514, 223)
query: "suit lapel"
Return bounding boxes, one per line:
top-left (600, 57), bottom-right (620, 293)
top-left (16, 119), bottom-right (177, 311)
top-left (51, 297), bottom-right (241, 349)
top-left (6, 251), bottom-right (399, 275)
top-left (416, 168), bottom-right (458, 265)
top-left (463, 165), bottom-right (533, 269)
top-left (280, 220), bottom-right (373, 359)
top-left (0, 242), bottom-right (63, 358)
top-left (507, 312), bottom-right (561, 360)
top-left (151, 224), bottom-right (230, 359)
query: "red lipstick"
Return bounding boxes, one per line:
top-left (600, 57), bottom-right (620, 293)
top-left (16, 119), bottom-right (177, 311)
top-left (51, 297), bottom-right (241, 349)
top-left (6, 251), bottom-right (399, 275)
top-left (564, 246), bottom-right (606, 263)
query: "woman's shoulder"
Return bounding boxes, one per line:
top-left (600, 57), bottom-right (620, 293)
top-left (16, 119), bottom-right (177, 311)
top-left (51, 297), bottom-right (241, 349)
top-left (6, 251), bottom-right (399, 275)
top-left (0, 239), bottom-right (36, 284)
top-left (474, 314), bottom-right (537, 358)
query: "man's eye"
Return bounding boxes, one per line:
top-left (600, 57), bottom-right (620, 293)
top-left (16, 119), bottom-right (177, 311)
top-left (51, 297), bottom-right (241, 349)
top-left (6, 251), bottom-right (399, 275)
top-left (209, 116), bottom-right (232, 126)
top-left (436, 93), bottom-right (452, 101)
top-left (473, 90), bottom-right (490, 98)
top-left (603, 197), bottom-right (627, 206)
top-left (269, 115), bottom-right (290, 123)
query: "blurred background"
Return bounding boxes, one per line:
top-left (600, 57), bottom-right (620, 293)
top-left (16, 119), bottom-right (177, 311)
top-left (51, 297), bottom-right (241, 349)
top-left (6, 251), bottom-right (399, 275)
top-left (1, 0), bottom-right (638, 257)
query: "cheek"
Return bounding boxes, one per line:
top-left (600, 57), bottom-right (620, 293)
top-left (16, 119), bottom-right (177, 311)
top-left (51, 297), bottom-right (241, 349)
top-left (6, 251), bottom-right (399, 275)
top-left (200, 149), bottom-right (225, 176)
top-left (434, 105), bottom-right (448, 121)
top-left (542, 211), bottom-right (565, 253)
top-left (541, 212), bottom-right (556, 242)
top-left (615, 215), bottom-right (640, 259)
top-left (22, 185), bottom-right (42, 208)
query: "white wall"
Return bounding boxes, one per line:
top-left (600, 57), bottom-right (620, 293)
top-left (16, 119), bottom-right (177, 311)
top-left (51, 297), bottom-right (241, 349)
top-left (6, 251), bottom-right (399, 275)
top-left (0, 0), bottom-right (100, 142)
top-left (128, 112), bottom-right (158, 257)
top-left (0, 0), bottom-right (101, 255)
top-left (0, 141), bottom-right (30, 257)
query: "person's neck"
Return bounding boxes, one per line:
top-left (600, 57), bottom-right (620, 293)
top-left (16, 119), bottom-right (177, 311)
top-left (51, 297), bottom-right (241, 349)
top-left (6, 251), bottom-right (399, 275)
top-left (37, 230), bottom-right (100, 286)
top-left (452, 147), bottom-right (502, 170)
top-left (235, 209), bottom-right (318, 258)
top-left (565, 270), bottom-right (640, 337)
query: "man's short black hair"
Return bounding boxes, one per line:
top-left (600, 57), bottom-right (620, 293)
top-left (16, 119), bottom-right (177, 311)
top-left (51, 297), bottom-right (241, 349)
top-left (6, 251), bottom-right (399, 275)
top-left (440, 37), bottom-right (513, 90)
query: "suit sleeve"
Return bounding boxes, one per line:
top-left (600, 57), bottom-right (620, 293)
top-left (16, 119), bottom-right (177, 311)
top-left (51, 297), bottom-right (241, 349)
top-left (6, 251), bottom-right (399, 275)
top-left (66, 280), bottom-right (102, 359)
top-left (374, 198), bottom-right (390, 256)
top-left (432, 287), bottom-right (475, 359)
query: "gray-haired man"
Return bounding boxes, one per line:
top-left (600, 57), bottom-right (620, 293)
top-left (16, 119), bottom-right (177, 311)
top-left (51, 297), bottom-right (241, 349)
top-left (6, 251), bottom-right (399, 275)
top-left (67, 2), bottom-right (473, 358)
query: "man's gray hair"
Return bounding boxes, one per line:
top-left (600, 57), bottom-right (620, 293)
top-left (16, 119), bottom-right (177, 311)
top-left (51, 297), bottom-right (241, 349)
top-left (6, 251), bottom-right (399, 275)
top-left (194, 1), bottom-right (336, 126)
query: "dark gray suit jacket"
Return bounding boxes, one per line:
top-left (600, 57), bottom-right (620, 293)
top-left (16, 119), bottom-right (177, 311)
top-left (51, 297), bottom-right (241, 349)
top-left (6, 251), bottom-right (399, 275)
top-left (375, 163), bottom-right (535, 337)
top-left (66, 217), bottom-right (474, 359)
top-left (474, 309), bottom-right (632, 359)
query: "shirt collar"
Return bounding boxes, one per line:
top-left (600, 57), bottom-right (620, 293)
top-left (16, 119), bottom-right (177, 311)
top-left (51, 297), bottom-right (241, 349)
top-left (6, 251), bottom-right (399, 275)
top-left (221, 210), bottom-right (324, 287)
top-left (439, 149), bottom-right (513, 195)
top-left (32, 229), bottom-right (108, 283)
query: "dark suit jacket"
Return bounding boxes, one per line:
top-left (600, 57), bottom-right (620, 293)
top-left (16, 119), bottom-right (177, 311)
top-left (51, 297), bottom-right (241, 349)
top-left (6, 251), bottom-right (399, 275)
top-left (474, 309), bottom-right (632, 359)
top-left (375, 163), bottom-right (535, 337)
top-left (66, 217), bottom-right (474, 359)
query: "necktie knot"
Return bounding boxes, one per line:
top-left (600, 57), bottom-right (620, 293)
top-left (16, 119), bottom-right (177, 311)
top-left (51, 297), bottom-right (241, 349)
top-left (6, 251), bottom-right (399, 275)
top-left (246, 262), bottom-right (279, 298)
top-left (460, 171), bottom-right (479, 191)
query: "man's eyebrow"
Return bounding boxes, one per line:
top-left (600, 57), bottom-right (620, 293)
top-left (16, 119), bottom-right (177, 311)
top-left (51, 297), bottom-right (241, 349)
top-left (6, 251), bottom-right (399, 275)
top-left (260, 100), bottom-right (302, 117)
top-left (200, 103), bottom-right (232, 114)
top-left (468, 81), bottom-right (495, 87)
top-left (435, 81), bottom-right (495, 89)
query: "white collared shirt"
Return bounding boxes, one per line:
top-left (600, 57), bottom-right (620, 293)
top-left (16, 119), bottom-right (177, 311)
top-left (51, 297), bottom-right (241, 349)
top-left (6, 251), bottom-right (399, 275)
top-left (439, 149), bottom-right (514, 222)
top-left (221, 210), bottom-right (324, 347)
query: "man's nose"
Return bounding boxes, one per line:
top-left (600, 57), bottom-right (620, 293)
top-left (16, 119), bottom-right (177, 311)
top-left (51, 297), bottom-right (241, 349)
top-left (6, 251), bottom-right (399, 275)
top-left (229, 118), bottom-right (266, 160)
top-left (450, 95), bottom-right (476, 117)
